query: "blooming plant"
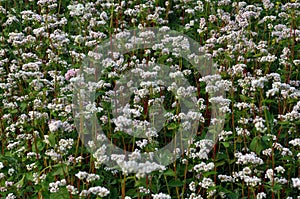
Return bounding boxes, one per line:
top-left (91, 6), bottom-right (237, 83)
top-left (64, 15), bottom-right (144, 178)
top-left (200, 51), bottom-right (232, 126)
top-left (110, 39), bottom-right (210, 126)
top-left (0, 0), bottom-right (299, 199)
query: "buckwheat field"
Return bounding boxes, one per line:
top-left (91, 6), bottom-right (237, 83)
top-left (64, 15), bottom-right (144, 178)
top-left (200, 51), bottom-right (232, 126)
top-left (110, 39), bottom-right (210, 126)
top-left (0, 0), bottom-right (299, 199)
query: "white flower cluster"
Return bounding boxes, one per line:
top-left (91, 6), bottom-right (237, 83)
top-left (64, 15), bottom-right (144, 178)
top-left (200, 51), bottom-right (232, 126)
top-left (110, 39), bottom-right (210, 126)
top-left (253, 116), bottom-right (267, 133)
top-left (199, 177), bottom-right (215, 189)
top-left (0, 0), bottom-right (300, 198)
top-left (218, 130), bottom-right (233, 141)
top-left (58, 138), bottom-right (73, 152)
top-left (279, 101), bottom-right (300, 121)
top-left (187, 140), bottom-right (214, 160)
top-left (152, 193), bottom-right (171, 199)
top-left (256, 192), bottom-right (266, 199)
top-left (232, 167), bottom-right (261, 187)
top-left (75, 171), bottom-right (100, 182)
top-left (88, 186), bottom-right (110, 197)
top-left (49, 179), bottom-right (66, 193)
top-left (118, 160), bottom-right (166, 178)
top-left (235, 152), bottom-right (264, 165)
top-left (292, 178), bottom-right (300, 190)
top-left (5, 193), bottom-right (16, 199)
top-left (289, 138), bottom-right (300, 147)
top-left (193, 162), bottom-right (214, 173)
top-left (48, 120), bottom-right (63, 133)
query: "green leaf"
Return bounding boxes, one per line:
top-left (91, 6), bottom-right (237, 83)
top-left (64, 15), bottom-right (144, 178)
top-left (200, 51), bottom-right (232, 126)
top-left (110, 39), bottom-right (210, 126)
top-left (228, 191), bottom-right (239, 199)
top-left (32, 141), bottom-right (46, 152)
top-left (168, 179), bottom-right (184, 187)
top-left (109, 187), bottom-right (118, 199)
top-left (15, 175), bottom-right (25, 187)
top-left (50, 188), bottom-right (70, 199)
top-left (42, 191), bottom-right (51, 199)
top-left (20, 102), bottom-right (28, 112)
top-left (203, 171), bottom-right (217, 177)
top-left (167, 123), bottom-right (178, 130)
top-left (215, 160), bottom-right (226, 167)
top-left (10, 109), bottom-right (19, 114)
top-left (48, 133), bottom-right (56, 147)
top-left (125, 188), bottom-right (136, 197)
top-left (250, 136), bottom-right (264, 155)
top-left (253, 53), bottom-right (263, 58)
top-left (222, 142), bottom-right (230, 148)
top-left (134, 178), bottom-right (146, 187)
top-left (272, 184), bottom-right (282, 191)
top-left (26, 172), bottom-right (33, 181)
top-left (163, 169), bottom-right (176, 177)
top-left (52, 164), bottom-right (68, 176)
top-left (262, 135), bottom-right (269, 142)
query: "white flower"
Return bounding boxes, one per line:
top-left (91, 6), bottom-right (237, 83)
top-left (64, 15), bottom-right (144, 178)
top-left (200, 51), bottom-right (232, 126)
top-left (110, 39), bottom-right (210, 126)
top-left (8, 168), bottom-right (14, 176)
top-left (257, 192), bottom-right (266, 199)
top-left (0, 173), bottom-right (5, 179)
top-left (218, 175), bottom-right (233, 182)
top-left (152, 193), bottom-right (171, 199)
top-left (79, 190), bottom-right (89, 197)
top-left (292, 178), bottom-right (300, 190)
top-left (49, 181), bottom-right (60, 193)
top-left (100, 11), bottom-right (108, 20)
top-left (66, 185), bottom-right (78, 195)
top-left (67, 4), bottom-right (85, 16)
top-left (194, 162), bottom-right (215, 173)
top-left (244, 176), bottom-right (261, 187)
top-left (48, 120), bottom-right (63, 133)
top-left (189, 181), bottom-right (196, 192)
top-left (139, 186), bottom-right (150, 194)
top-left (265, 169), bottom-right (274, 180)
top-left (136, 139), bottom-right (148, 149)
top-left (235, 152), bottom-right (264, 165)
top-left (289, 138), bottom-right (300, 147)
top-left (75, 171), bottom-right (88, 180)
top-left (6, 193), bottom-right (16, 199)
top-left (88, 186), bottom-right (110, 197)
top-left (199, 177), bottom-right (215, 189)
top-left (275, 166), bottom-right (285, 174)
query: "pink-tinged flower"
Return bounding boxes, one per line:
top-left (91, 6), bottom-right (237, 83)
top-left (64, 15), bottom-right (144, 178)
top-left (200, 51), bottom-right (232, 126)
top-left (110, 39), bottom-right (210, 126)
top-left (48, 120), bottom-right (63, 132)
top-left (65, 69), bottom-right (79, 80)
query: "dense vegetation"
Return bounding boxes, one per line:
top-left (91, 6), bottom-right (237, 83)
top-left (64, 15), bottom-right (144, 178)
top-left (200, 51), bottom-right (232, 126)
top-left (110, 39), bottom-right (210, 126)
top-left (0, 0), bottom-right (299, 198)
